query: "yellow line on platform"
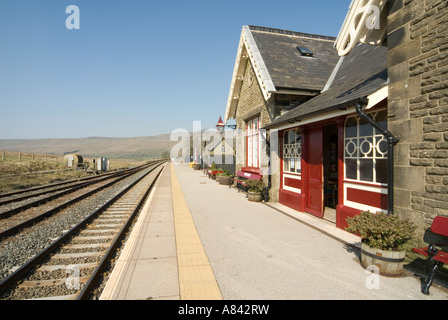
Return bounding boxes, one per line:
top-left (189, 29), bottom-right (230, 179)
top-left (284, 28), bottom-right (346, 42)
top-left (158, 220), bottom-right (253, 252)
top-left (170, 163), bottom-right (222, 300)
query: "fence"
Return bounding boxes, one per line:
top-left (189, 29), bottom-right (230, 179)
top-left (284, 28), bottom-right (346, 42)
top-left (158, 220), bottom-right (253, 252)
top-left (0, 150), bottom-right (64, 163)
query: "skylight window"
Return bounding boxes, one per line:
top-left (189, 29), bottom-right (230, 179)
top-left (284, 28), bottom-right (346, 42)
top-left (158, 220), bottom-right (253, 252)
top-left (297, 46), bottom-right (314, 57)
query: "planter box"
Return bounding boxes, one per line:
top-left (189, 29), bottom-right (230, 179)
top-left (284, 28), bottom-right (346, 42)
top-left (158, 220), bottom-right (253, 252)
top-left (360, 242), bottom-right (406, 277)
top-left (218, 176), bottom-right (232, 185)
top-left (247, 191), bottom-right (262, 202)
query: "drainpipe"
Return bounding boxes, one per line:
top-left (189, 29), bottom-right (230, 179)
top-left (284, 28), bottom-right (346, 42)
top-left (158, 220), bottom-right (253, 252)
top-left (263, 132), bottom-right (271, 202)
top-left (355, 102), bottom-right (399, 215)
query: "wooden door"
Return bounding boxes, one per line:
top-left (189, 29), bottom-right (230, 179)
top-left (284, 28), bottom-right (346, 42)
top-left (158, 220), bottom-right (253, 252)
top-left (306, 127), bottom-right (323, 217)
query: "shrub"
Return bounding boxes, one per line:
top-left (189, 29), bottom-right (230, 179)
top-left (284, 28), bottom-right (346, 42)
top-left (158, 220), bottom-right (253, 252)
top-left (216, 170), bottom-right (230, 176)
top-left (245, 179), bottom-right (264, 193)
top-left (345, 211), bottom-right (417, 251)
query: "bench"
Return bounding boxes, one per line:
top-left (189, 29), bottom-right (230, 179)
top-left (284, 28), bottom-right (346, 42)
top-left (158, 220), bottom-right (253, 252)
top-left (412, 216), bottom-right (448, 295)
top-left (230, 168), bottom-right (262, 192)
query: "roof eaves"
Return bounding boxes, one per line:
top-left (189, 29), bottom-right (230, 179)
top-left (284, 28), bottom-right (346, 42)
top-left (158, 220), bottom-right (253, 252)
top-left (242, 26), bottom-right (276, 99)
top-left (263, 97), bottom-right (367, 130)
top-left (224, 26), bottom-right (276, 122)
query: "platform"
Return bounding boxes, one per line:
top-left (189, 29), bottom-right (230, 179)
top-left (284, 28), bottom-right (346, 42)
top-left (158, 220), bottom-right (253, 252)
top-left (100, 163), bottom-right (448, 300)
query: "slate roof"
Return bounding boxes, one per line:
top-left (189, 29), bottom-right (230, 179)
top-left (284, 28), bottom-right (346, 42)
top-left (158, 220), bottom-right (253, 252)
top-left (264, 43), bottom-right (388, 129)
top-left (225, 26), bottom-right (341, 122)
top-left (249, 26), bottom-right (340, 92)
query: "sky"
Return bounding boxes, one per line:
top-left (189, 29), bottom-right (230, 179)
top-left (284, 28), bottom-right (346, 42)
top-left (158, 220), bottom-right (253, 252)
top-left (0, 0), bottom-right (352, 139)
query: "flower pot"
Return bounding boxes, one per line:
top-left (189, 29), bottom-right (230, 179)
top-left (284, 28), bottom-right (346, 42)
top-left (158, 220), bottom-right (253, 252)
top-left (360, 242), bottom-right (406, 277)
top-left (247, 191), bottom-right (262, 202)
top-left (192, 164), bottom-right (201, 170)
top-left (218, 176), bottom-right (231, 185)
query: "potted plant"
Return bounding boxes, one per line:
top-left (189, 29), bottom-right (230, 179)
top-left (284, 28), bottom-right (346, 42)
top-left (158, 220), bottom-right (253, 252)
top-left (345, 211), bottom-right (417, 277)
top-left (245, 179), bottom-right (264, 202)
top-left (216, 170), bottom-right (232, 185)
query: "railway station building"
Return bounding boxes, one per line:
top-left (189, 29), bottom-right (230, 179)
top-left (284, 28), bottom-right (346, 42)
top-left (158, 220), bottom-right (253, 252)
top-left (223, 25), bottom-right (339, 209)
top-left (223, 0), bottom-right (448, 236)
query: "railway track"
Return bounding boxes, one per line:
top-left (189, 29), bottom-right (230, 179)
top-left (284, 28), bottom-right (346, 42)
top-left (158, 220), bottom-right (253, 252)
top-left (0, 163), bottom-right (148, 205)
top-left (0, 164), bottom-right (151, 240)
top-left (0, 160), bottom-right (167, 300)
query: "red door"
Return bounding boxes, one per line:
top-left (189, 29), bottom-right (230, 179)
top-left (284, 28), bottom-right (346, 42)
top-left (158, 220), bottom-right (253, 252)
top-left (306, 127), bottom-right (323, 217)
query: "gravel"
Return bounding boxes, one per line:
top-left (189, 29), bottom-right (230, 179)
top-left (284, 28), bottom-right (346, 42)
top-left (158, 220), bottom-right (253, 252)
top-left (0, 168), bottom-right (151, 284)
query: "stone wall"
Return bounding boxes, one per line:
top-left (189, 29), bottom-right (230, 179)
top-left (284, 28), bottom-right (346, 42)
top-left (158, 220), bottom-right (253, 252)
top-left (387, 0), bottom-right (448, 238)
top-left (234, 60), bottom-right (281, 201)
top-left (236, 60), bottom-right (269, 170)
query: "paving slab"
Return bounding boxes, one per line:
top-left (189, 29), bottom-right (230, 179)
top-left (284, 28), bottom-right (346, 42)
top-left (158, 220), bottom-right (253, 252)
top-left (172, 163), bottom-right (448, 300)
top-left (101, 163), bottom-right (448, 301)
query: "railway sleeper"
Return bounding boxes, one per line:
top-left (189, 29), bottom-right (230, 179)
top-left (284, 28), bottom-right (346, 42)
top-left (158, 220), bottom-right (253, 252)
top-left (18, 276), bottom-right (90, 289)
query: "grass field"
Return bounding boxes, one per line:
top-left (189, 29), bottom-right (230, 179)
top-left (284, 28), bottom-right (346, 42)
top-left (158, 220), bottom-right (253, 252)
top-left (0, 152), bottom-right (147, 193)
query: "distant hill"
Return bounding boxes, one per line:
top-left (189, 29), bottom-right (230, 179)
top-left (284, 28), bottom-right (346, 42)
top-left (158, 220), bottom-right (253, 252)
top-left (0, 134), bottom-right (180, 160)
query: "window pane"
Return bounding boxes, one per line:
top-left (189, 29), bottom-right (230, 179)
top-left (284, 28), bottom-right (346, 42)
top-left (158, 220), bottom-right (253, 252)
top-left (247, 133), bottom-right (253, 167)
top-left (253, 134), bottom-right (258, 167)
top-left (376, 159), bottom-right (388, 183)
top-left (295, 133), bottom-right (301, 145)
top-left (284, 158), bottom-right (289, 172)
top-left (289, 130), bottom-right (296, 144)
top-left (375, 137), bottom-right (388, 158)
top-left (359, 137), bottom-right (374, 158)
top-left (375, 110), bottom-right (388, 135)
top-left (345, 117), bottom-right (357, 138)
top-left (360, 159), bottom-right (373, 182)
top-left (247, 120), bottom-right (252, 136)
top-left (346, 159), bottom-right (357, 180)
top-left (296, 157), bottom-right (301, 173)
top-left (345, 139), bottom-right (357, 158)
top-left (359, 118), bottom-right (373, 137)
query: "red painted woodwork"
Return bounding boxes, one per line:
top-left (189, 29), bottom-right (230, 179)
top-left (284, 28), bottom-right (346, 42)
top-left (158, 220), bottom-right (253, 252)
top-left (343, 180), bottom-right (388, 189)
top-left (242, 167), bottom-right (262, 175)
top-left (337, 119), bottom-right (345, 213)
top-left (431, 216), bottom-right (448, 237)
top-left (279, 189), bottom-right (301, 211)
top-left (306, 127), bottom-right (323, 217)
top-left (346, 188), bottom-right (388, 210)
top-left (284, 177), bottom-right (301, 189)
top-left (279, 129), bottom-right (303, 210)
top-left (336, 205), bottom-right (361, 229)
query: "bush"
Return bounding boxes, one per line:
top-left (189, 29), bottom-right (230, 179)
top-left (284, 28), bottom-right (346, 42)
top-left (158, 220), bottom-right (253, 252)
top-left (345, 211), bottom-right (417, 251)
top-left (216, 170), bottom-right (230, 176)
top-left (245, 179), bottom-right (264, 193)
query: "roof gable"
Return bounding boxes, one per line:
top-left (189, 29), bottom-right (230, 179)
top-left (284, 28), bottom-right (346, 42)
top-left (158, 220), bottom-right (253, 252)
top-left (225, 26), bottom-right (339, 122)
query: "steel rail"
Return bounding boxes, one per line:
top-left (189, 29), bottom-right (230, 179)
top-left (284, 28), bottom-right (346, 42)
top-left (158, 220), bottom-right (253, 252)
top-left (0, 162), bottom-right (150, 200)
top-left (0, 165), bottom-right (143, 207)
top-left (0, 160), bottom-right (167, 296)
top-left (77, 163), bottom-right (165, 299)
top-left (0, 162), bottom-right (157, 240)
top-left (0, 169), bottom-right (137, 220)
